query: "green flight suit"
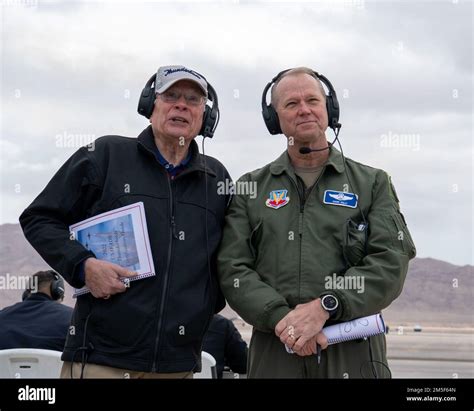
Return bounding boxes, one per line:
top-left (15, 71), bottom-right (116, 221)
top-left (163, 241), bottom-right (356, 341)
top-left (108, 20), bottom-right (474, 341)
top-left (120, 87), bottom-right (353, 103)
top-left (217, 148), bottom-right (416, 378)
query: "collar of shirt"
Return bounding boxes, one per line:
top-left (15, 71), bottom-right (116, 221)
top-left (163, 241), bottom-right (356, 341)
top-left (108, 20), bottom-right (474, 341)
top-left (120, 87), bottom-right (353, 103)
top-left (155, 147), bottom-right (192, 177)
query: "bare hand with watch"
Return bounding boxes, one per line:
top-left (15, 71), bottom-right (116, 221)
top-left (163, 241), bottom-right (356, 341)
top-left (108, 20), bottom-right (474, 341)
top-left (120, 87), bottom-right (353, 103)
top-left (275, 294), bottom-right (339, 356)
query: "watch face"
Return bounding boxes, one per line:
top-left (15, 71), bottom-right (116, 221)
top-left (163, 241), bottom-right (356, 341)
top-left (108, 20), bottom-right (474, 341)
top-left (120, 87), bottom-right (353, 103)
top-left (322, 295), bottom-right (338, 311)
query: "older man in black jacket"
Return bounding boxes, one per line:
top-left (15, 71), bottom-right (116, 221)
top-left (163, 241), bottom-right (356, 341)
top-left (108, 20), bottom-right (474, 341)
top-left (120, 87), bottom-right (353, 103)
top-left (19, 66), bottom-right (231, 378)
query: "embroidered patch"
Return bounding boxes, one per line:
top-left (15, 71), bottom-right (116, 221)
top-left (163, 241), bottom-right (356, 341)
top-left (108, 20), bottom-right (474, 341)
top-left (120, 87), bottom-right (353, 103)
top-left (265, 189), bottom-right (290, 210)
top-left (323, 190), bottom-right (358, 208)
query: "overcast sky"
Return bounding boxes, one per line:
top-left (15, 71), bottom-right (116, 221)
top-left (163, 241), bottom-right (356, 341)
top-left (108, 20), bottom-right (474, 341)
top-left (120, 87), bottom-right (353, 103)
top-left (1, 0), bottom-right (472, 266)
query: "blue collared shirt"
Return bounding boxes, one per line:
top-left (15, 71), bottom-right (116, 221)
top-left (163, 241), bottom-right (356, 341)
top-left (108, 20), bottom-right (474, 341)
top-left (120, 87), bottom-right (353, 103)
top-left (155, 147), bottom-right (192, 178)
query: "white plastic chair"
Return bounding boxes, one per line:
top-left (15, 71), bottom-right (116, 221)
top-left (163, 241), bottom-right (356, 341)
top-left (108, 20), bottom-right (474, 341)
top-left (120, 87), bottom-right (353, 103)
top-left (0, 348), bottom-right (63, 378)
top-left (194, 351), bottom-right (217, 379)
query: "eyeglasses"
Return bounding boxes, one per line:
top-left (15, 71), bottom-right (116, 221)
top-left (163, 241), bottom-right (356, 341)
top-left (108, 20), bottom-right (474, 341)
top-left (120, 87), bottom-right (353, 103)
top-left (156, 90), bottom-right (206, 106)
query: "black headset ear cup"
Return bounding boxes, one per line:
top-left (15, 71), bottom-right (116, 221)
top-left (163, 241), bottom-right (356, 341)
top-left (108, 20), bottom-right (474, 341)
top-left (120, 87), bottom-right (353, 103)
top-left (50, 273), bottom-right (65, 301)
top-left (200, 105), bottom-right (212, 137)
top-left (326, 95), bottom-right (340, 131)
top-left (262, 104), bottom-right (282, 135)
top-left (137, 75), bottom-right (157, 119)
top-left (199, 83), bottom-right (219, 138)
top-left (261, 77), bottom-right (283, 135)
top-left (316, 72), bottom-right (340, 130)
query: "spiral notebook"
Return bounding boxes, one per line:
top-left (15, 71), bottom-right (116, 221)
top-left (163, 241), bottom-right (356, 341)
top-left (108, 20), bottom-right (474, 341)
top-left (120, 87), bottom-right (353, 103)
top-left (285, 313), bottom-right (385, 353)
top-left (323, 313), bottom-right (385, 345)
top-left (70, 202), bottom-right (156, 298)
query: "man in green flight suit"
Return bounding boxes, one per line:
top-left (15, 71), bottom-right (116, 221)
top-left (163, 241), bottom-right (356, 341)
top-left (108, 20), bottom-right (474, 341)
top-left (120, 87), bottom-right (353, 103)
top-left (217, 67), bottom-right (416, 378)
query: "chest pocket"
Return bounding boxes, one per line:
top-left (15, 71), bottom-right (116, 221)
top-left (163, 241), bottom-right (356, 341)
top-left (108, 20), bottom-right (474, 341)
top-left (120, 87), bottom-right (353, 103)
top-left (342, 218), bottom-right (368, 267)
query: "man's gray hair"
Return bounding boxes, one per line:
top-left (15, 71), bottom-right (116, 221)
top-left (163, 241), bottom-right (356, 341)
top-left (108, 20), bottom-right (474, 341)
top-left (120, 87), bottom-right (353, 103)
top-left (270, 67), bottom-right (326, 107)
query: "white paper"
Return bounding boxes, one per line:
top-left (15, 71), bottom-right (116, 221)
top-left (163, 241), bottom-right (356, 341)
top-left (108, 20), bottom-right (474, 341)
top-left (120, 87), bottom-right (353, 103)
top-left (70, 202), bottom-right (156, 297)
top-left (322, 313), bottom-right (385, 345)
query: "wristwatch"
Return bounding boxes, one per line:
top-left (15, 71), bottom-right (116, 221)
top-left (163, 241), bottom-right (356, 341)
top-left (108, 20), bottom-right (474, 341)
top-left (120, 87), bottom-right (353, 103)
top-left (321, 294), bottom-right (339, 318)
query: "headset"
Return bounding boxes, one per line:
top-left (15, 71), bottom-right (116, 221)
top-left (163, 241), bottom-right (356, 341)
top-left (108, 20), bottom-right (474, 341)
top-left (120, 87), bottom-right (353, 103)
top-left (22, 271), bottom-right (65, 301)
top-left (137, 72), bottom-right (220, 138)
top-left (261, 68), bottom-right (341, 135)
top-left (50, 272), bottom-right (65, 300)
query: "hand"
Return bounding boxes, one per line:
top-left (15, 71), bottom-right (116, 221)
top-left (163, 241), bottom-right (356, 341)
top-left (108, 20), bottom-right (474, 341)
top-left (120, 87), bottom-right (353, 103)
top-left (275, 298), bottom-right (329, 352)
top-left (292, 332), bottom-right (328, 357)
top-left (84, 258), bottom-right (137, 299)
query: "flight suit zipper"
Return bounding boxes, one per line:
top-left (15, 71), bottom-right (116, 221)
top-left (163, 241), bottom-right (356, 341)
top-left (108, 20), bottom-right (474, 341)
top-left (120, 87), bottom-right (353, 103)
top-left (287, 167), bottom-right (326, 304)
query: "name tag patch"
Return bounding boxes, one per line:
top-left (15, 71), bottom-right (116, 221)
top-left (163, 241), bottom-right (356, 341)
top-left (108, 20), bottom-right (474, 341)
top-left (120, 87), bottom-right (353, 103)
top-left (323, 190), bottom-right (358, 208)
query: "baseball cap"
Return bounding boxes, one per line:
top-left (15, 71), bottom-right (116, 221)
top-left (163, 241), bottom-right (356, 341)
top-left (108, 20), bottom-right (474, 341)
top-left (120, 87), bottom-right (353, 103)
top-left (155, 65), bottom-right (208, 96)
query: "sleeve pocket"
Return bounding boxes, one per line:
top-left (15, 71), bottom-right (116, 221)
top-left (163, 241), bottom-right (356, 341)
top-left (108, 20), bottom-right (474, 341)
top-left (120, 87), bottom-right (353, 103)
top-left (387, 212), bottom-right (416, 258)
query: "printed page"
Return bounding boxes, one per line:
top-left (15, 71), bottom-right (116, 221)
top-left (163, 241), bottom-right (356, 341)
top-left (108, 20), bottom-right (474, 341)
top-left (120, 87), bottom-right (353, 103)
top-left (70, 202), bottom-right (155, 297)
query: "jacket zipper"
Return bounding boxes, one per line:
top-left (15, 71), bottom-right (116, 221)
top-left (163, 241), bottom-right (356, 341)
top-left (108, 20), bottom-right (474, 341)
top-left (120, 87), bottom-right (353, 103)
top-left (286, 175), bottom-right (304, 304)
top-left (151, 174), bottom-right (176, 372)
top-left (136, 140), bottom-right (207, 372)
top-left (287, 167), bottom-right (326, 304)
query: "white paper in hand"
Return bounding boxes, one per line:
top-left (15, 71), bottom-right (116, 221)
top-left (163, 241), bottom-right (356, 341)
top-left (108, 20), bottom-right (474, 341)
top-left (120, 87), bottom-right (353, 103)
top-left (70, 202), bottom-right (156, 297)
top-left (322, 313), bottom-right (386, 345)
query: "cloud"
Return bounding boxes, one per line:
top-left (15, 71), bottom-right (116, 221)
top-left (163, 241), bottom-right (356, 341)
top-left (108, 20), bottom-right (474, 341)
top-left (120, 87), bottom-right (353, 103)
top-left (1, 0), bottom-right (472, 265)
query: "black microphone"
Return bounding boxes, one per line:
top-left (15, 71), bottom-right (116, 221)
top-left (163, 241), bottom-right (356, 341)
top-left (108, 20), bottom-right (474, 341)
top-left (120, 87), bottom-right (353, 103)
top-left (299, 143), bottom-right (332, 154)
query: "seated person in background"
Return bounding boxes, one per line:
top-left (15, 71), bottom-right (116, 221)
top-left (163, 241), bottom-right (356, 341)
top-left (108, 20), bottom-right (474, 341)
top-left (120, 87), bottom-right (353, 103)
top-left (0, 270), bottom-right (72, 351)
top-left (202, 314), bottom-right (248, 378)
